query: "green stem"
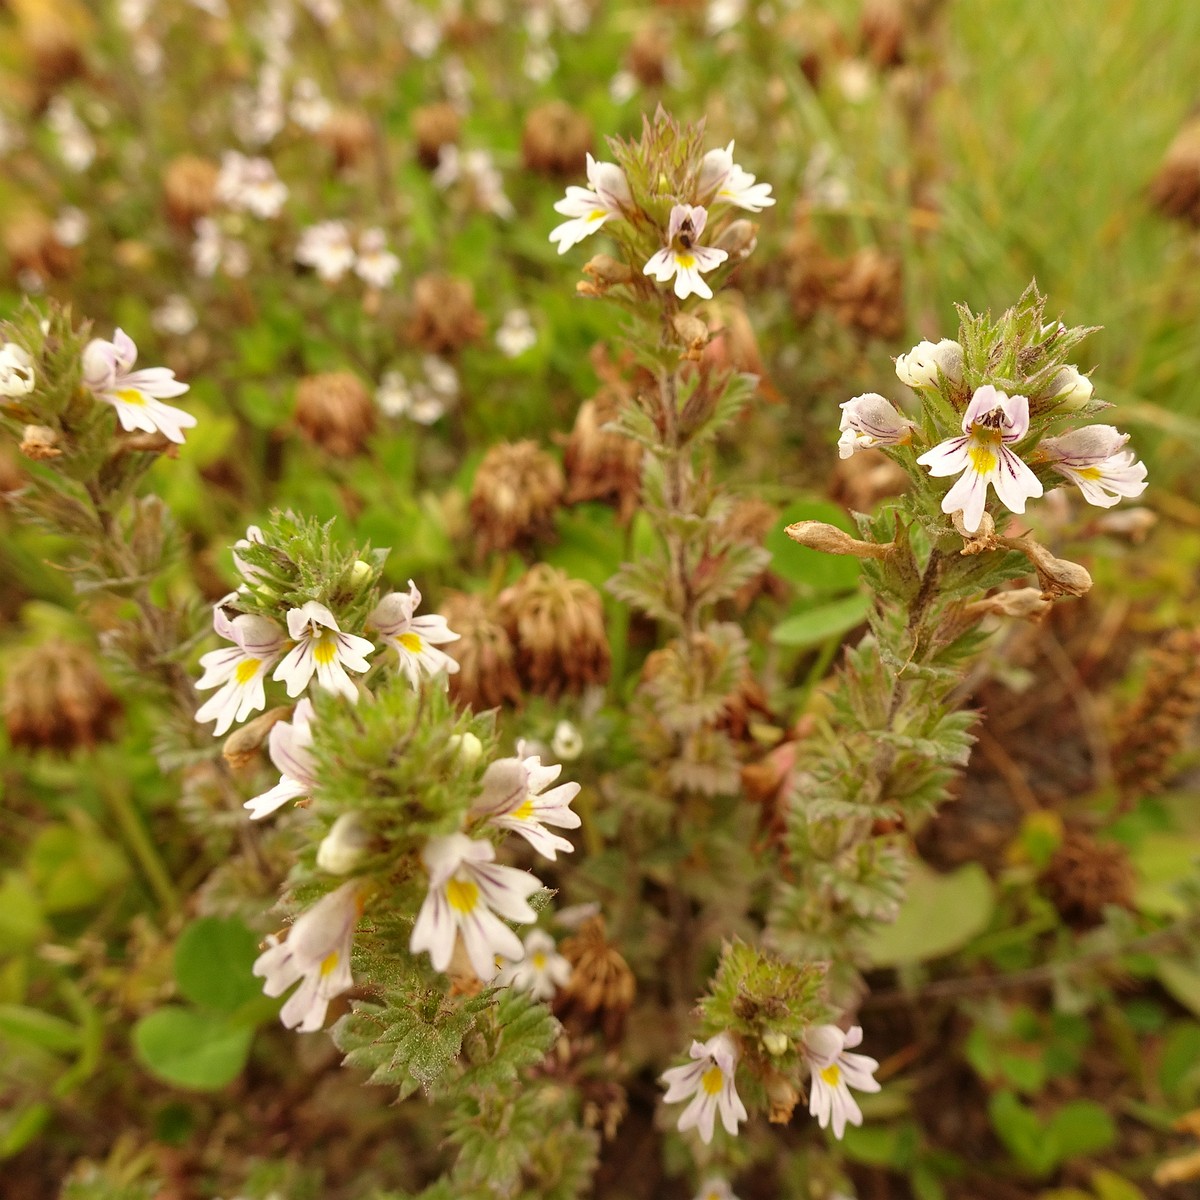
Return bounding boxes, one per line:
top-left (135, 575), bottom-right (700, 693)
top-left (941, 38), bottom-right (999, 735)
top-left (102, 779), bottom-right (181, 919)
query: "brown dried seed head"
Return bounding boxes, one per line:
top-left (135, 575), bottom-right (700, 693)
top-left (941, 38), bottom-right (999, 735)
top-left (498, 564), bottom-right (610, 699)
top-left (294, 371), bottom-right (376, 458)
top-left (438, 591), bottom-right (523, 712)
top-left (3, 639), bottom-right (121, 753)
top-left (412, 102), bottom-right (462, 170)
top-left (320, 109), bottom-right (375, 171)
top-left (554, 916), bottom-right (636, 1042)
top-left (563, 393), bottom-right (643, 522)
top-left (826, 246), bottom-right (904, 340)
top-left (469, 441), bottom-right (564, 555)
top-left (3, 210), bottom-right (75, 281)
top-left (408, 272), bottom-right (485, 355)
top-left (1113, 628), bottom-right (1200, 799)
top-left (781, 217), bottom-right (834, 324)
top-left (860, 0), bottom-right (906, 68)
top-left (1039, 827), bottom-right (1134, 929)
top-left (1150, 116), bottom-right (1200, 226)
top-left (17, 0), bottom-right (87, 92)
top-left (522, 100), bottom-right (594, 178)
top-left (628, 21), bottom-right (671, 87)
top-left (163, 155), bottom-right (220, 230)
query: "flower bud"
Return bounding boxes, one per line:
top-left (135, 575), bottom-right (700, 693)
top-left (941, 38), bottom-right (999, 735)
top-left (348, 560), bottom-right (373, 587)
top-left (672, 312), bottom-right (708, 355)
top-left (785, 520), bottom-right (894, 559)
top-left (448, 730), bottom-right (484, 765)
top-left (714, 219), bottom-right (758, 260)
top-left (894, 338), bottom-right (964, 389)
top-left (964, 587), bottom-right (1051, 622)
top-left (317, 813), bottom-right (372, 875)
top-left (999, 535), bottom-right (1093, 598)
top-left (764, 1070), bottom-right (801, 1124)
top-left (1048, 365), bottom-right (1093, 410)
top-left (582, 254), bottom-right (635, 289)
top-left (762, 1030), bottom-right (790, 1056)
top-left (221, 706), bottom-right (291, 769)
top-left (551, 720), bottom-right (583, 762)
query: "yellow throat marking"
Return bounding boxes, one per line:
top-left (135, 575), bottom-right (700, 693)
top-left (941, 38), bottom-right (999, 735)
top-left (820, 1063), bottom-right (841, 1086)
top-left (312, 633), bottom-right (339, 665)
top-left (399, 632), bottom-right (422, 654)
top-left (532, 951), bottom-right (548, 970)
top-left (320, 950), bottom-right (340, 977)
top-left (511, 796), bottom-right (536, 820)
top-left (446, 877), bottom-right (479, 914)
top-left (114, 387), bottom-right (147, 407)
top-left (701, 1066), bottom-right (724, 1096)
top-left (235, 658), bottom-right (260, 684)
top-left (1075, 465), bottom-right (1102, 480)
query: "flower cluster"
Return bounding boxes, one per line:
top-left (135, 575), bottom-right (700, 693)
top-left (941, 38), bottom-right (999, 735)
top-left (295, 221), bottom-right (400, 289)
top-left (836, 332), bottom-right (1148, 534)
top-left (549, 138), bottom-right (774, 300)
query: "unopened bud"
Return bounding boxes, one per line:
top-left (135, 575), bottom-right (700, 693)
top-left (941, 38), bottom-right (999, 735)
top-left (895, 338), bottom-right (964, 389)
top-left (582, 254), bottom-right (635, 288)
top-left (714, 219), bottom-right (758, 260)
top-left (317, 812), bottom-right (371, 874)
top-left (349, 559), bottom-right (373, 587)
top-left (222, 706), bottom-right (291, 769)
top-left (762, 1030), bottom-right (790, 1056)
top-left (785, 520), bottom-right (893, 559)
top-left (19, 424), bottom-right (60, 460)
top-left (1049, 365), bottom-right (1094, 411)
top-left (672, 312), bottom-right (708, 356)
top-left (551, 719), bottom-right (583, 762)
top-left (448, 730), bottom-right (483, 765)
top-left (255, 584), bottom-right (279, 602)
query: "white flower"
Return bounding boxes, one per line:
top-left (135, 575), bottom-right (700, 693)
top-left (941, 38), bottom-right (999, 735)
top-left (368, 580), bottom-right (460, 688)
top-left (295, 220), bottom-right (356, 283)
top-left (192, 217), bottom-right (249, 279)
top-left (317, 812), bottom-right (371, 874)
top-left (697, 141), bottom-right (775, 212)
top-left (803, 1024), bottom-right (881, 1140)
top-left (376, 371), bottom-right (412, 418)
top-left (1039, 425), bottom-right (1148, 509)
top-left (0, 343), bottom-right (35, 399)
top-left (643, 205), bottom-right (728, 301)
top-left (253, 880), bottom-right (364, 1032)
top-left (82, 328), bottom-right (196, 444)
top-left (151, 295), bottom-right (198, 336)
top-left (1049, 365), bottom-right (1094, 410)
top-left (434, 146), bottom-right (514, 219)
top-left (53, 206), bottom-right (88, 248)
top-left (471, 748), bottom-right (581, 860)
top-left (289, 77), bottom-right (332, 131)
top-left (244, 699), bottom-right (317, 819)
top-left (46, 97), bottom-right (95, 172)
top-left (496, 309), bottom-right (537, 358)
top-left (706, 0), bottom-right (746, 35)
top-left (695, 1178), bottom-right (741, 1200)
top-left (423, 355), bottom-right (458, 398)
top-left (915, 384), bottom-right (1043, 534)
top-left (195, 597), bottom-right (287, 736)
top-left (550, 719), bottom-right (583, 762)
top-left (232, 523), bottom-right (267, 584)
top-left (410, 832), bottom-right (541, 981)
top-left (894, 338), bottom-right (964, 389)
top-left (549, 153), bottom-right (633, 254)
top-left (215, 151), bottom-right (288, 219)
top-left (661, 1032), bottom-right (748, 1144)
top-left (495, 928), bottom-right (571, 1000)
top-left (354, 227), bottom-right (400, 289)
top-left (272, 601), bottom-right (375, 701)
top-left (837, 393), bottom-right (917, 459)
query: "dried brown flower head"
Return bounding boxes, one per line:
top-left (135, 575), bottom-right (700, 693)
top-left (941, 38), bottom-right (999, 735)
top-left (781, 218), bottom-right (834, 324)
top-left (408, 272), bottom-right (485, 355)
top-left (860, 0), bottom-right (906, 68)
top-left (163, 155), bottom-right (220, 231)
top-left (1150, 116), bottom-right (1200, 226)
top-left (1039, 827), bottom-right (1134, 929)
top-left (412, 102), bottom-right (462, 170)
top-left (498, 564), bottom-right (610, 699)
top-left (3, 639), bottom-right (121, 753)
top-left (439, 591), bottom-right (523, 712)
top-left (16, 0), bottom-right (87, 93)
top-left (19, 424), bottom-right (61, 460)
top-left (554, 916), bottom-right (636, 1042)
top-left (826, 246), bottom-right (904, 340)
top-left (3, 210), bottom-right (75, 282)
top-left (469, 441), bottom-right (564, 555)
top-left (627, 21), bottom-right (671, 87)
top-left (522, 101), bottom-right (594, 178)
top-left (294, 371), bottom-right (377, 458)
top-left (1113, 628), bottom-right (1200, 800)
top-left (562, 393), bottom-right (643, 522)
top-left (320, 109), bottom-right (375, 171)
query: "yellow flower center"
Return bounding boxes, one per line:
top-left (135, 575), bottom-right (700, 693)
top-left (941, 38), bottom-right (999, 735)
top-left (1075, 465), bottom-right (1102, 480)
top-left (701, 1065), bottom-right (724, 1096)
top-left (235, 657), bottom-right (260, 684)
top-left (312, 631), bottom-right (339, 665)
top-left (675, 252), bottom-right (696, 270)
top-left (114, 387), bottom-right (146, 407)
top-left (587, 208), bottom-right (606, 223)
top-left (967, 444), bottom-right (998, 474)
top-left (819, 1063), bottom-right (841, 1086)
top-left (511, 796), bottom-right (536, 820)
top-left (446, 877), bottom-right (479, 914)
top-left (320, 950), bottom-right (339, 976)
top-left (532, 951), bottom-right (547, 970)
top-left (399, 631), bottom-right (422, 654)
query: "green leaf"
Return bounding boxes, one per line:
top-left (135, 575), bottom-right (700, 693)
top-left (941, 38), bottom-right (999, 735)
top-left (1048, 1100), bottom-right (1116, 1160)
top-left (989, 1090), bottom-right (1055, 1176)
top-left (770, 593), bottom-right (871, 649)
top-left (861, 862), bottom-right (995, 968)
top-left (0, 1004), bottom-right (81, 1053)
top-left (28, 822), bottom-right (129, 913)
top-left (132, 1008), bottom-right (254, 1091)
top-left (174, 917), bottom-right (262, 1014)
top-left (1155, 958), bottom-right (1200, 1021)
top-left (1091, 1168), bottom-right (1145, 1200)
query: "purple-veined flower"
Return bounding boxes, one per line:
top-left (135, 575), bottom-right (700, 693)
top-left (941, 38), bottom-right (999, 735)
top-left (194, 596), bottom-right (286, 736)
top-left (697, 141), bottom-right (775, 212)
top-left (661, 1031), bottom-right (748, 1144)
top-left (369, 581), bottom-right (460, 689)
top-left (410, 832), bottom-right (541, 981)
top-left (495, 928), bottom-right (572, 1000)
top-left (643, 204), bottom-right (728, 301)
top-left (549, 153), bottom-right (632, 253)
top-left (803, 1024), bottom-right (880, 1140)
top-left (82, 328), bottom-right (195, 444)
top-left (915, 384), bottom-right (1043, 533)
top-left (1040, 425), bottom-right (1147, 508)
top-left (837, 393), bottom-right (917, 459)
top-left (244, 699), bottom-right (317, 819)
top-left (272, 601), bottom-right (374, 701)
top-left (470, 746), bottom-right (581, 860)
